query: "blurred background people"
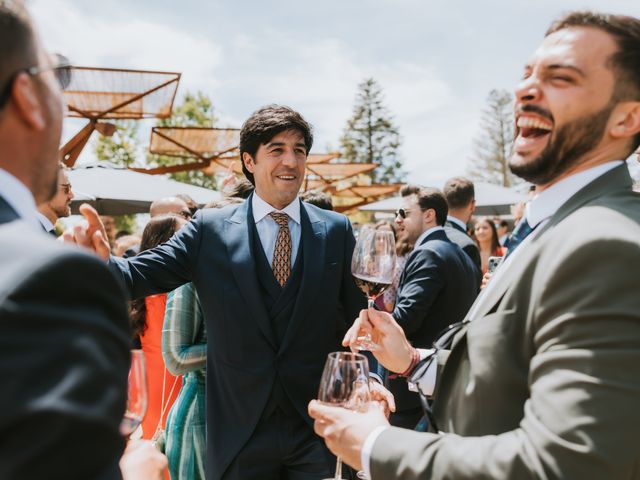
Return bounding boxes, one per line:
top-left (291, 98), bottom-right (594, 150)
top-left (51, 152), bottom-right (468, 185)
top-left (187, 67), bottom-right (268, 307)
top-left (299, 189), bottom-right (333, 211)
top-left (474, 216), bottom-right (506, 274)
top-left (149, 196), bottom-right (191, 219)
top-left (129, 215), bottom-right (187, 440)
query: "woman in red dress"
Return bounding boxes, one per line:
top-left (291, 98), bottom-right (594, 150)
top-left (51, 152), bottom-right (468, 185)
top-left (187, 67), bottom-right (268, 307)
top-left (129, 215), bottom-right (187, 440)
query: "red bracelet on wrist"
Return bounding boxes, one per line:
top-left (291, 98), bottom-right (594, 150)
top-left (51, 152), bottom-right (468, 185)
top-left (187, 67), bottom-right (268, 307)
top-left (399, 347), bottom-right (421, 377)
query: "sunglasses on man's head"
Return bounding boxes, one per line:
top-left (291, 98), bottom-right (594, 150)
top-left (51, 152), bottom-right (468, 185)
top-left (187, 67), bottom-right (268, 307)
top-left (395, 208), bottom-right (411, 219)
top-left (0, 53), bottom-right (72, 108)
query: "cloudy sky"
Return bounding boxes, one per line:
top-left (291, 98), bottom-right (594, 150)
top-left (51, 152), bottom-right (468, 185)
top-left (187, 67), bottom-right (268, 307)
top-left (29, 0), bottom-right (640, 186)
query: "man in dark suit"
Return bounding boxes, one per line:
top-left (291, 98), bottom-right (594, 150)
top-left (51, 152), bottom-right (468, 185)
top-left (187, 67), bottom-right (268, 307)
top-left (75, 105), bottom-right (370, 479)
top-left (310, 11), bottom-right (640, 480)
top-left (36, 162), bottom-right (73, 235)
top-left (0, 3), bottom-right (166, 479)
top-left (388, 185), bottom-right (479, 428)
top-left (442, 176), bottom-right (481, 278)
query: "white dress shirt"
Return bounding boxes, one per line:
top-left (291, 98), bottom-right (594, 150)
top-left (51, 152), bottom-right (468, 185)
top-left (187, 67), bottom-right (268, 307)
top-left (360, 160), bottom-right (625, 478)
top-left (252, 192), bottom-right (301, 268)
top-left (0, 167), bottom-right (40, 228)
top-left (36, 211), bottom-right (55, 233)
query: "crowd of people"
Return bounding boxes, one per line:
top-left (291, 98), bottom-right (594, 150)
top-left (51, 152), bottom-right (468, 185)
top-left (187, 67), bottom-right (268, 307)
top-left (1, 2), bottom-right (640, 480)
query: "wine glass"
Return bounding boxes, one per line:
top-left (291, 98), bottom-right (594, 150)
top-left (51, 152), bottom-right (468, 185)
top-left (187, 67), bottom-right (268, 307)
top-left (120, 349), bottom-right (148, 437)
top-left (351, 225), bottom-right (396, 350)
top-left (318, 352), bottom-right (371, 480)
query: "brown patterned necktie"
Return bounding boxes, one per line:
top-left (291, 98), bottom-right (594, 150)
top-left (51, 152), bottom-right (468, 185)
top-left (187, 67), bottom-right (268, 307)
top-left (269, 212), bottom-right (291, 287)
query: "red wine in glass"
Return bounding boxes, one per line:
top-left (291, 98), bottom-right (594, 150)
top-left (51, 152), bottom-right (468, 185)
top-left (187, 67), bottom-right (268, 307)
top-left (351, 226), bottom-right (396, 350)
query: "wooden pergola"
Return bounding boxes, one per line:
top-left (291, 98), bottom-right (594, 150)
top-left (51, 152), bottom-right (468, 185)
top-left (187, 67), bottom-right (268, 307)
top-left (133, 126), bottom-right (402, 212)
top-left (61, 67), bottom-right (181, 166)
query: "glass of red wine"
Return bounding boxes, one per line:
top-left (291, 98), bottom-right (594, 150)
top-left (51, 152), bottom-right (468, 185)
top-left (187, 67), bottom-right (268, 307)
top-left (120, 349), bottom-right (148, 437)
top-left (351, 225), bottom-right (396, 351)
top-left (318, 352), bottom-right (370, 480)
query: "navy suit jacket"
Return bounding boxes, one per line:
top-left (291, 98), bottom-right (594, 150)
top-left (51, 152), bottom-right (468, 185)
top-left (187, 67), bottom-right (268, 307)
top-left (0, 197), bottom-right (130, 480)
top-left (444, 220), bottom-right (481, 281)
top-left (110, 196), bottom-right (366, 479)
top-left (390, 229), bottom-right (479, 411)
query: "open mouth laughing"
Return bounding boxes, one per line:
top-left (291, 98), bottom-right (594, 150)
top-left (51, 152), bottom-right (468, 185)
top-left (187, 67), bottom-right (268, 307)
top-left (514, 114), bottom-right (553, 155)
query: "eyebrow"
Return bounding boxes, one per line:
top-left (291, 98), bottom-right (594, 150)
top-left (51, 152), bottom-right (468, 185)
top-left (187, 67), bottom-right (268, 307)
top-left (525, 63), bottom-right (586, 77)
top-left (266, 141), bottom-right (307, 149)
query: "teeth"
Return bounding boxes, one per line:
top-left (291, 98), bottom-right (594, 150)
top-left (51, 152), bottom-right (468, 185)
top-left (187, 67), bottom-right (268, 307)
top-left (278, 175), bottom-right (295, 179)
top-left (517, 117), bottom-right (552, 131)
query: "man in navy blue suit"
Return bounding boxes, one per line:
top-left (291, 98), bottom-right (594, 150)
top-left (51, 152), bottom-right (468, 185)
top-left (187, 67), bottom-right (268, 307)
top-left (387, 185), bottom-right (479, 428)
top-left (76, 105), bottom-right (369, 479)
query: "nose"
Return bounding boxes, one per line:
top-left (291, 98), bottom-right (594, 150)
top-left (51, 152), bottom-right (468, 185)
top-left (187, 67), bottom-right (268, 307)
top-left (281, 148), bottom-right (298, 167)
top-left (515, 75), bottom-right (542, 104)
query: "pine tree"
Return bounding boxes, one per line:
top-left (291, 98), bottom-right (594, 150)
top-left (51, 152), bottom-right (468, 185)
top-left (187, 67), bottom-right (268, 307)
top-left (467, 89), bottom-right (518, 187)
top-left (340, 78), bottom-right (405, 183)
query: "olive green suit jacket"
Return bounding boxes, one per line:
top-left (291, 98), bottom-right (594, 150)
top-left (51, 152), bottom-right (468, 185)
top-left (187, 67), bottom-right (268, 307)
top-left (371, 164), bottom-right (640, 479)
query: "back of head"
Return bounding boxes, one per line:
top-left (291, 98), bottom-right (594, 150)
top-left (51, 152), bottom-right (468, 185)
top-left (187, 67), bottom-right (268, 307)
top-left (299, 190), bottom-right (333, 211)
top-left (239, 104), bottom-right (313, 185)
top-left (149, 196), bottom-right (190, 219)
top-left (400, 184), bottom-right (449, 226)
top-left (443, 177), bottom-right (475, 210)
top-left (0, 2), bottom-right (37, 112)
top-left (139, 215), bottom-right (185, 253)
top-left (546, 11), bottom-right (640, 153)
top-left (223, 177), bottom-right (255, 199)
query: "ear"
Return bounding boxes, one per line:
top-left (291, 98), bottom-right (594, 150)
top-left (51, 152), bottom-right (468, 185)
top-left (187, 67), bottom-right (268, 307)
top-left (609, 101), bottom-right (640, 139)
top-left (11, 72), bottom-right (46, 130)
top-left (242, 152), bottom-right (255, 173)
top-left (422, 208), bottom-right (435, 225)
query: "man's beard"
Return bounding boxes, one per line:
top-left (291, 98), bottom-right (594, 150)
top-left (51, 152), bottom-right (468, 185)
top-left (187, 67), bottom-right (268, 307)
top-left (509, 101), bottom-right (615, 185)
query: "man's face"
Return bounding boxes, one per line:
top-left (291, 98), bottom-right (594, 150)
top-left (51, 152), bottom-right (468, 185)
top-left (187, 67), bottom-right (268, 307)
top-left (510, 27), bottom-right (619, 186)
top-left (243, 129), bottom-right (307, 209)
top-left (33, 43), bottom-right (66, 201)
top-left (47, 169), bottom-right (73, 218)
top-left (395, 194), bottom-right (424, 244)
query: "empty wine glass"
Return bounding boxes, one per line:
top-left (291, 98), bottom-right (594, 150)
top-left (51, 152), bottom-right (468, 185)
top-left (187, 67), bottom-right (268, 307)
top-left (318, 352), bottom-right (370, 480)
top-left (120, 349), bottom-right (148, 437)
top-left (351, 225), bottom-right (396, 350)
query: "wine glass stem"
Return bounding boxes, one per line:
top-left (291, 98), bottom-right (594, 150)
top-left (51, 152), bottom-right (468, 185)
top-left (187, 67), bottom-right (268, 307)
top-left (334, 458), bottom-right (343, 480)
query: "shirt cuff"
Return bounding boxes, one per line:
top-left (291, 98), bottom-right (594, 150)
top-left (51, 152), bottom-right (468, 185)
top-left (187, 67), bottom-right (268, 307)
top-left (361, 425), bottom-right (389, 479)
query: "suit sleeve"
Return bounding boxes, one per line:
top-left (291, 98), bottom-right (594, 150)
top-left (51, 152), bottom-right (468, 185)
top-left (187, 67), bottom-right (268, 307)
top-left (109, 212), bottom-right (204, 300)
top-left (392, 248), bottom-right (444, 335)
top-left (371, 236), bottom-right (640, 479)
top-left (0, 251), bottom-right (130, 480)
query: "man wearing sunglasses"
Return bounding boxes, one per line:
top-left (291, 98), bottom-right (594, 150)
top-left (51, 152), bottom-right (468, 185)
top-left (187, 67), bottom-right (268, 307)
top-left (0, 2), bottom-right (165, 479)
top-left (36, 162), bottom-right (74, 235)
top-left (310, 10), bottom-right (640, 480)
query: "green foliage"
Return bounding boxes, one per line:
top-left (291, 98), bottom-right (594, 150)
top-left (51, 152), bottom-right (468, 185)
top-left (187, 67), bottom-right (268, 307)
top-left (340, 78), bottom-right (405, 184)
top-left (114, 215), bottom-right (137, 234)
top-left (467, 89), bottom-right (519, 187)
top-left (148, 91), bottom-right (218, 189)
top-left (94, 120), bottom-right (140, 167)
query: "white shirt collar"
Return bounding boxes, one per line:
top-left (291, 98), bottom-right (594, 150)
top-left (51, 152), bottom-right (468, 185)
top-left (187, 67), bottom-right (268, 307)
top-left (416, 225), bottom-right (444, 246)
top-left (0, 168), bottom-right (40, 228)
top-left (36, 211), bottom-right (54, 231)
top-left (252, 191), bottom-right (301, 224)
top-left (446, 215), bottom-right (467, 232)
top-left (526, 161), bottom-right (623, 228)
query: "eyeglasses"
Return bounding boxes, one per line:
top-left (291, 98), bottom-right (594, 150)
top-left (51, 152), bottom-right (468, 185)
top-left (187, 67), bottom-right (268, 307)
top-left (0, 53), bottom-right (72, 108)
top-left (395, 208), bottom-right (411, 219)
top-left (178, 210), bottom-right (192, 220)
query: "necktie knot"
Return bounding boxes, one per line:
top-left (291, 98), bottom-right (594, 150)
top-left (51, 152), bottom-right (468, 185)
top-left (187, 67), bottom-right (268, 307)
top-left (269, 212), bottom-right (289, 227)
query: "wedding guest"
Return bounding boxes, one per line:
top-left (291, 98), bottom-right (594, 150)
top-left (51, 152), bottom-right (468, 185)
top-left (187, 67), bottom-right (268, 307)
top-left (129, 215), bottom-right (186, 440)
top-left (474, 217), bottom-right (505, 274)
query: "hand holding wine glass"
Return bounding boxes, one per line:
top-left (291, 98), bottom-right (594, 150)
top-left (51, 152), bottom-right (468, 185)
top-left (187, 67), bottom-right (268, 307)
top-left (120, 350), bottom-right (148, 438)
top-left (351, 225), bottom-right (396, 351)
top-left (318, 352), bottom-right (371, 480)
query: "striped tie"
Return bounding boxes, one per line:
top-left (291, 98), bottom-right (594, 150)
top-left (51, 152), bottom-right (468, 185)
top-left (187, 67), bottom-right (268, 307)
top-left (269, 212), bottom-right (291, 287)
top-left (505, 218), bottom-right (534, 259)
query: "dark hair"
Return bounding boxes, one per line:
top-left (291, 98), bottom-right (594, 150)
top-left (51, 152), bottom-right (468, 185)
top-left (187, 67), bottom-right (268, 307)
top-left (176, 193), bottom-right (199, 216)
top-left (498, 219), bottom-right (509, 229)
top-left (223, 177), bottom-right (255, 199)
top-left (0, 1), bottom-right (38, 110)
top-left (443, 177), bottom-right (475, 210)
top-left (474, 217), bottom-right (501, 253)
top-left (129, 215), bottom-right (185, 338)
top-left (300, 190), bottom-right (333, 211)
top-left (546, 11), bottom-right (640, 151)
top-left (203, 196), bottom-right (244, 209)
top-left (239, 104), bottom-right (313, 185)
top-left (400, 184), bottom-right (448, 226)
